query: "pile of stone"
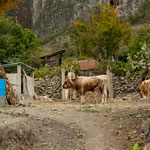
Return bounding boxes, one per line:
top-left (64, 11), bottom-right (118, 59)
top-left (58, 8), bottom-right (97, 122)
top-left (113, 76), bottom-right (141, 97)
top-left (34, 76), bottom-right (62, 98)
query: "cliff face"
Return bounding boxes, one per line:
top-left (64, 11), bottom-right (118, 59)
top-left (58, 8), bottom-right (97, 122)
top-left (14, 0), bottom-right (145, 39)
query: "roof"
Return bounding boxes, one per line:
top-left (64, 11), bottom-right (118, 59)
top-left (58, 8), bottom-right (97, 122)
top-left (40, 50), bottom-right (66, 59)
top-left (75, 59), bottom-right (96, 70)
top-left (2, 62), bottom-right (36, 71)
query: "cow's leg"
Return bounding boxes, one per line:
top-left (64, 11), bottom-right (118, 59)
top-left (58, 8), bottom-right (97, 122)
top-left (80, 88), bottom-right (86, 104)
top-left (104, 85), bottom-right (107, 103)
top-left (101, 91), bottom-right (104, 104)
top-left (81, 95), bottom-right (86, 104)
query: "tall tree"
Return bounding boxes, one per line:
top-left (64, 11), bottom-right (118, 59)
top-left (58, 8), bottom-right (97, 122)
top-left (0, 0), bottom-right (23, 15)
top-left (0, 16), bottom-right (42, 64)
top-left (72, 3), bottom-right (132, 61)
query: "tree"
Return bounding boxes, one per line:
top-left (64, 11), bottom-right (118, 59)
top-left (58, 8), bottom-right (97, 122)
top-left (0, 16), bottom-right (42, 64)
top-left (0, 0), bottom-right (23, 15)
top-left (72, 3), bottom-right (132, 61)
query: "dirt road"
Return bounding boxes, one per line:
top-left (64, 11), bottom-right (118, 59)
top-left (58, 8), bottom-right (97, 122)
top-left (0, 99), bottom-right (149, 150)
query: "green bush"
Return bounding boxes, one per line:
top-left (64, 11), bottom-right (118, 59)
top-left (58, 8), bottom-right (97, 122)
top-left (77, 55), bottom-right (90, 61)
top-left (34, 57), bottom-right (80, 78)
top-left (34, 64), bottom-right (61, 78)
top-left (63, 42), bottom-right (69, 48)
top-left (62, 57), bottom-right (80, 75)
top-left (126, 42), bottom-right (150, 77)
top-left (128, 0), bottom-right (150, 24)
top-left (128, 144), bottom-right (143, 150)
top-left (128, 25), bottom-right (150, 58)
top-left (94, 59), bottom-right (127, 76)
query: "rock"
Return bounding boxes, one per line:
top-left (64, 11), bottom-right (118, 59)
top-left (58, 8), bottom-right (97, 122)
top-left (35, 75), bottom-right (61, 99)
top-left (51, 108), bottom-right (57, 111)
top-left (144, 143), bottom-right (150, 150)
top-left (88, 104), bottom-right (95, 108)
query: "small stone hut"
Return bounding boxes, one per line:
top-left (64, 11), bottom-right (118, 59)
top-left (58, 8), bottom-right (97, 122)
top-left (2, 62), bottom-right (35, 99)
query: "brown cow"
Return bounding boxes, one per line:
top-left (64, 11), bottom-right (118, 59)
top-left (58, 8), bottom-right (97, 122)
top-left (63, 75), bottom-right (109, 104)
top-left (140, 79), bottom-right (150, 98)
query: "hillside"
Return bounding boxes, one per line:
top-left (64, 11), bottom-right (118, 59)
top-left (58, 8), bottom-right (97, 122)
top-left (12, 0), bottom-right (144, 40)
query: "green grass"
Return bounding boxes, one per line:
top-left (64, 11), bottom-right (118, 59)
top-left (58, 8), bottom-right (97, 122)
top-left (41, 27), bottom-right (73, 45)
top-left (78, 106), bottom-right (113, 113)
top-left (79, 108), bottom-right (101, 113)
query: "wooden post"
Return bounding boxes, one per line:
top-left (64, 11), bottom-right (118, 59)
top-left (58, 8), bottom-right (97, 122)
top-left (31, 71), bottom-right (34, 78)
top-left (106, 69), bottom-right (113, 101)
top-left (17, 65), bottom-right (21, 96)
top-left (68, 72), bottom-right (76, 100)
top-left (61, 68), bottom-right (66, 100)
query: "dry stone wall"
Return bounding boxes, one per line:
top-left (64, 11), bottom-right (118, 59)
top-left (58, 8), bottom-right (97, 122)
top-left (113, 76), bottom-right (141, 98)
top-left (34, 74), bottom-right (142, 100)
top-left (34, 76), bottom-right (62, 98)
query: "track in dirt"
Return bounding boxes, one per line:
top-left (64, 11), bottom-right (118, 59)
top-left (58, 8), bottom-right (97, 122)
top-left (0, 100), bottom-right (149, 150)
top-left (0, 115), bottom-right (85, 150)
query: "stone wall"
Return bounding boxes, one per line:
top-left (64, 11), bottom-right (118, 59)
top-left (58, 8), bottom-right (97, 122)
top-left (113, 76), bottom-right (141, 98)
top-left (34, 74), bottom-right (142, 100)
top-left (34, 76), bottom-right (62, 98)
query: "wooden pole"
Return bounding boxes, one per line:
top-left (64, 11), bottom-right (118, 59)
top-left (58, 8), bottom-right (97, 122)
top-left (61, 68), bottom-right (65, 100)
top-left (17, 65), bottom-right (21, 97)
top-left (106, 69), bottom-right (113, 101)
top-left (49, 83), bottom-right (61, 98)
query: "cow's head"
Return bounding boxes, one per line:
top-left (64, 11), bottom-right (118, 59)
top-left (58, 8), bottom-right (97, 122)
top-left (63, 77), bottom-right (73, 89)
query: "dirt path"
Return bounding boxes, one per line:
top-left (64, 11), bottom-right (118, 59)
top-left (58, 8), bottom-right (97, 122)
top-left (0, 100), bottom-right (149, 150)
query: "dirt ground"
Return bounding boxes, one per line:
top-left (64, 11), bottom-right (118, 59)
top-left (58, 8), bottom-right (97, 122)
top-left (0, 96), bottom-right (150, 150)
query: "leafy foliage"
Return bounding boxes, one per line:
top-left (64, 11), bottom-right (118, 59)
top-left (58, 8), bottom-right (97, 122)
top-left (94, 59), bottom-right (127, 76)
top-left (72, 3), bottom-right (132, 61)
top-left (0, 0), bottom-right (24, 15)
top-left (34, 64), bottom-right (61, 78)
top-left (0, 16), bottom-right (42, 64)
top-left (128, 25), bottom-right (150, 58)
top-left (126, 42), bottom-right (150, 77)
top-left (61, 57), bottom-right (80, 75)
top-left (128, 144), bottom-right (143, 150)
top-left (35, 58), bottom-right (80, 78)
top-left (128, 0), bottom-right (150, 24)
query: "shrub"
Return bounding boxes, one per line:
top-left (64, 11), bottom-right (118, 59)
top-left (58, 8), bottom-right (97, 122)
top-left (61, 57), bottom-right (80, 75)
top-left (128, 144), bottom-right (143, 150)
top-left (94, 59), bottom-right (127, 76)
top-left (126, 42), bottom-right (150, 77)
top-left (128, 0), bottom-right (150, 24)
top-left (34, 64), bottom-right (61, 78)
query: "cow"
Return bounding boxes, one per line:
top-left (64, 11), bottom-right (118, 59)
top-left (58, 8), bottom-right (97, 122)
top-left (63, 75), bottom-right (109, 104)
top-left (140, 79), bottom-right (150, 98)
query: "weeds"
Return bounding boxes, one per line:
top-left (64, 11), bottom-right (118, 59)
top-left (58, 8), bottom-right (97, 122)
top-left (79, 108), bottom-right (101, 113)
top-left (128, 144), bottom-right (143, 150)
top-left (78, 106), bottom-right (113, 113)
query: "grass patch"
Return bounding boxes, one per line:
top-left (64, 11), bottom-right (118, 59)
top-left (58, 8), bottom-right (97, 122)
top-left (78, 106), bottom-right (113, 113)
top-left (79, 108), bottom-right (101, 113)
top-left (41, 27), bottom-right (73, 45)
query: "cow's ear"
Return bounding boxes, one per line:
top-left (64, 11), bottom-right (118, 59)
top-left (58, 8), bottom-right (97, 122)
top-left (72, 78), bottom-right (77, 82)
top-left (66, 77), bottom-right (69, 80)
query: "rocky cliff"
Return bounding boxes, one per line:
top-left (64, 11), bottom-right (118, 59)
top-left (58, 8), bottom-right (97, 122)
top-left (14, 0), bottom-right (145, 39)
